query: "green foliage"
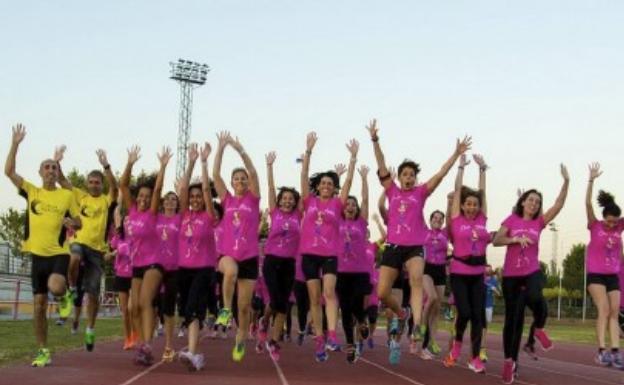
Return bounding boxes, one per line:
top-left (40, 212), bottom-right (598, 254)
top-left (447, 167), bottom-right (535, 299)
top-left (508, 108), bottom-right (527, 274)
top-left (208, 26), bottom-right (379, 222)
top-left (0, 208), bottom-right (26, 256)
top-left (562, 243), bottom-right (586, 292)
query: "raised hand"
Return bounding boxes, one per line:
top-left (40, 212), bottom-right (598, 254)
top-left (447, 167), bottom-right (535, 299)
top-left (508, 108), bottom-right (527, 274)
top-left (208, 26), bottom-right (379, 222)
top-left (201, 142), bottom-right (212, 162)
top-left (187, 143), bottom-right (199, 163)
top-left (459, 154), bottom-right (470, 168)
top-left (366, 119), bottom-right (379, 140)
top-left (358, 164), bottom-right (370, 178)
top-left (157, 146), bottom-right (173, 166)
top-left (346, 138), bottom-right (359, 158)
top-left (472, 154), bottom-right (488, 170)
top-left (216, 131), bottom-right (231, 149)
top-left (265, 151), bottom-right (276, 166)
top-left (455, 135), bottom-right (472, 156)
top-left (334, 163), bottom-right (347, 177)
top-left (96, 149), bottom-right (109, 167)
top-left (53, 145), bottom-right (67, 163)
top-left (306, 132), bottom-right (318, 152)
top-left (560, 163), bottom-right (570, 181)
top-left (11, 124), bottom-right (26, 144)
top-left (588, 162), bottom-right (602, 182)
top-left (127, 145), bottom-right (141, 164)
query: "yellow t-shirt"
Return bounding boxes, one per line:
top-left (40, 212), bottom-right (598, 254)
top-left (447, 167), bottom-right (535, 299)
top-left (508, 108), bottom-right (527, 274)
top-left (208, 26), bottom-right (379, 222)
top-left (72, 188), bottom-right (113, 252)
top-left (20, 180), bottom-right (79, 257)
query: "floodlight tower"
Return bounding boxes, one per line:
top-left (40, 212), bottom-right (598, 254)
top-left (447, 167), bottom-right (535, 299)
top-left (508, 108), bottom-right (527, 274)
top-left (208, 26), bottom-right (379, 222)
top-left (169, 59), bottom-right (210, 177)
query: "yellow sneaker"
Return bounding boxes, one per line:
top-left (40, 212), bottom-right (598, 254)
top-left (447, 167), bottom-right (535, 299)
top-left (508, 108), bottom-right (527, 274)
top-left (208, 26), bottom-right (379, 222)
top-left (31, 348), bottom-right (51, 367)
top-left (232, 343), bottom-right (245, 362)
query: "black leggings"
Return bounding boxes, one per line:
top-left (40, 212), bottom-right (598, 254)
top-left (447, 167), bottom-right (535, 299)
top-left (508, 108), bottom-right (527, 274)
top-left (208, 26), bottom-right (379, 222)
top-left (336, 272), bottom-right (369, 345)
top-left (161, 270), bottom-right (178, 317)
top-left (177, 267), bottom-right (215, 327)
top-left (294, 280), bottom-right (309, 332)
top-left (450, 273), bottom-right (485, 358)
top-left (263, 255), bottom-right (295, 314)
top-left (503, 271), bottom-right (547, 361)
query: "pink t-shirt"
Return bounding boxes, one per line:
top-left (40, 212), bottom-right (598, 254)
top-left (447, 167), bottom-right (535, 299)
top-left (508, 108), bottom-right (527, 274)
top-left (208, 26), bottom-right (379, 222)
top-left (264, 208), bottom-right (301, 258)
top-left (178, 210), bottom-right (218, 268)
top-left (424, 228), bottom-right (449, 265)
top-left (126, 206), bottom-right (158, 268)
top-left (385, 182), bottom-right (430, 246)
top-left (299, 196), bottom-right (343, 257)
top-left (449, 213), bottom-right (489, 275)
top-left (110, 233), bottom-right (132, 278)
top-left (338, 218), bottom-right (369, 273)
top-left (501, 214), bottom-right (546, 277)
top-left (586, 220), bottom-right (624, 275)
top-left (156, 214), bottom-right (181, 271)
top-left (220, 191), bottom-right (260, 261)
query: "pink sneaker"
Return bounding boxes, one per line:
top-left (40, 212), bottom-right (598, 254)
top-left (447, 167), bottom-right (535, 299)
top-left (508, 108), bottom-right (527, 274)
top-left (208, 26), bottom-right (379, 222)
top-left (443, 340), bottom-right (462, 367)
top-left (533, 329), bottom-right (553, 351)
top-left (266, 340), bottom-right (281, 361)
top-left (468, 356), bottom-right (485, 373)
top-left (502, 359), bottom-right (515, 384)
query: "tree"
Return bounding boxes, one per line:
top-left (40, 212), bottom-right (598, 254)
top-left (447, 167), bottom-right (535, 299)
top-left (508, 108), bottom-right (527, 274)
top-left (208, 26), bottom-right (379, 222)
top-left (0, 208), bottom-right (26, 257)
top-left (562, 243), bottom-right (586, 292)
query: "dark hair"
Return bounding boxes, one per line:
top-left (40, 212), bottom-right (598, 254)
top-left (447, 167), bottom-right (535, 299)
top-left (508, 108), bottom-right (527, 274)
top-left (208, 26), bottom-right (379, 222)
top-left (276, 187), bottom-right (301, 208)
top-left (87, 170), bottom-right (104, 182)
top-left (160, 191), bottom-right (180, 213)
top-left (460, 186), bottom-right (482, 207)
top-left (213, 201), bottom-right (224, 221)
top-left (130, 172), bottom-right (157, 198)
top-left (398, 160), bottom-right (421, 176)
top-left (309, 171), bottom-right (340, 196)
top-left (430, 210), bottom-right (445, 220)
top-left (597, 190), bottom-right (621, 218)
top-left (513, 189), bottom-right (543, 220)
top-left (231, 167), bottom-right (248, 180)
top-left (345, 195), bottom-right (361, 218)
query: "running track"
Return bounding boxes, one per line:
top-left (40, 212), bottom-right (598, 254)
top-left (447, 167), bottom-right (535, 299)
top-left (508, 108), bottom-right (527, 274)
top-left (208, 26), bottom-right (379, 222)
top-left (1, 330), bottom-right (621, 385)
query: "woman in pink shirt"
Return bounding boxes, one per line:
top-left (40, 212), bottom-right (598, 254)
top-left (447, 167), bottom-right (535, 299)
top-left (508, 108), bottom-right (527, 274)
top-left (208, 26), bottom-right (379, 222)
top-left (336, 165), bottom-right (371, 363)
top-left (257, 151), bottom-right (301, 361)
top-left (300, 131), bottom-right (359, 362)
top-left (493, 164), bottom-right (569, 384)
top-left (213, 132), bottom-right (260, 362)
top-left (367, 118), bottom-right (471, 365)
top-left (443, 154), bottom-right (489, 373)
top-left (120, 145), bottom-right (170, 366)
top-left (585, 163), bottom-right (623, 368)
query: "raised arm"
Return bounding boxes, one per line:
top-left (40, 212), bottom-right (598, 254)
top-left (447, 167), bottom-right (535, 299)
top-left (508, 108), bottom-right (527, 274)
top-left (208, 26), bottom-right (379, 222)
top-left (472, 154), bottom-right (488, 217)
top-left (425, 136), bottom-right (472, 194)
top-left (178, 143), bottom-right (198, 214)
top-left (300, 132), bottom-right (317, 200)
top-left (5, 124), bottom-right (26, 189)
top-left (445, 191), bottom-right (454, 229)
top-left (451, 154), bottom-right (470, 218)
top-left (212, 131), bottom-right (230, 201)
top-left (586, 162), bottom-right (601, 225)
top-left (340, 139), bottom-right (359, 204)
top-left (366, 119), bottom-right (392, 190)
top-left (53, 145), bottom-right (72, 190)
top-left (358, 165), bottom-right (370, 221)
top-left (543, 164), bottom-right (570, 224)
top-left (96, 149), bottom-right (118, 202)
top-left (372, 213), bottom-right (387, 242)
top-left (266, 152), bottom-right (277, 211)
top-left (230, 136), bottom-right (260, 198)
top-left (151, 146), bottom-right (172, 214)
top-left (200, 142), bottom-right (216, 218)
top-left (377, 193), bottom-right (388, 224)
top-left (120, 145), bottom-right (140, 211)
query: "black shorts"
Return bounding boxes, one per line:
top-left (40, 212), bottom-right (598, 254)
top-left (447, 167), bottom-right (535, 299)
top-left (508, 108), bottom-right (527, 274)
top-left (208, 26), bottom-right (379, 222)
top-left (587, 273), bottom-right (620, 292)
top-left (177, 267), bottom-right (215, 327)
top-left (302, 254), bottom-right (338, 280)
top-left (132, 264), bottom-right (164, 279)
top-left (424, 263), bottom-right (447, 286)
top-left (336, 272), bottom-right (371, 298)
top-left (380, 244), bottom-right (424, 270)
top-left (161, 270), bottom-right (178, 317)
top-left (237, 257), bottom-right (259, 280)
top-left (30, 254), bottom-right (69, 295)
top-left (70, 243), bottom-right (104, 296)
top-left (114, 276), bottom-right (132, 293)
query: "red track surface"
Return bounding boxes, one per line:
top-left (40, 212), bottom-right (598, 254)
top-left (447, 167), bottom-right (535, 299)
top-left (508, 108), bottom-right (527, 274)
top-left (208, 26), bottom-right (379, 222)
top-left (1, 329), bottom-right (621, 385)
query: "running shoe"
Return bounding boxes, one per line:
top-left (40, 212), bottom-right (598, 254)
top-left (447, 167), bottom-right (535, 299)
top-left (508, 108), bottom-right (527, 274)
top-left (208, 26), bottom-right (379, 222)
top-left (123, 337), bottom-right (133, 351)
top-left (356, 341), bottom-right (364, 356)
top-left (595, 350), bottom-right (612, 366)
top-left (611, 351), bottom-right (623, 369)
top-left (502, 358), bottom-right (515, 384)
top-left (216, 308), bottom-right (233, 327)
top-left (523, 343), bottom-right (538, 360)
top-left (346, 344), bottom-right (359, 364)
top-left (266, 340), bottom-right (281, 361)
top-left (326, 334), bottom-right (341, 352)
top-left (533, 328), bottom-right (553, 351)
top-left (389, 317), bottom-right (399, 336)
top-left (419, 348), bottom-right (434, 360)
top-left (232, 342), bottom-right (246, 362)
top-left (179, 350), bottom-right (204, 371)
top-left (443, 340), bottom-right (462, 367)
top-left (162, 347), bottom-right (175, 362)
top-left (157, 324), bottom-right (164, 337)
top-left (396, 308), bottom-right (410, 337)
top-left (257, 318), bottom-right (268, 345)
top-left (297, 331), bottom-right (305, 346)
top-left (58, 290), bottom-right (74, 319)
top-left (315, 336), bottom-right (328, 362)
top-left (31, 348), bottom-right (51, 367)
top-left (412, 324), bottom-right (425, 342)
top-left (255, 339), bottom-right (264, 354)
top-left (177, 327), bottom-right (185, 338)
top-left (134, 343), bottom-right (153, 366)
top-left (55, 318), bottom-right (66, 326)
top-left (388, 339), bottom-right (401, 365)
top-left (359, 323), bottom-right (370, 340)
top-left (85, 328), bottom-right (95, 352)
top-left (479, 347), bottom-right (488, 363)
top-left (468, 356), bottom-right (486, 374)
top-left (409, 340), bottom-right (418, 355)
top-left (429, 340), bottom-right (441, 355)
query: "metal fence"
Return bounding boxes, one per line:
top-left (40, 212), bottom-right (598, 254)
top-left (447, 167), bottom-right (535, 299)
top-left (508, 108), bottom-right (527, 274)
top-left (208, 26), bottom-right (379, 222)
top-left (0, 242), bottom-right (31, 276)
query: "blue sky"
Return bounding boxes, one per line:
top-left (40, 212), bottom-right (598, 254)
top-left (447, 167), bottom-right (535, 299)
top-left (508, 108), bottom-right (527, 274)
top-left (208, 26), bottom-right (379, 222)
top-left (2, 1), bottom-right (623, 268)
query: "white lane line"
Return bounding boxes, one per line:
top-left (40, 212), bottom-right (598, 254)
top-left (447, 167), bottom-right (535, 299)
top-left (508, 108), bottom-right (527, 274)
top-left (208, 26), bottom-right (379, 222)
top-left (360, 358), bottom-right (427, 385)
top-left (269, 355), bottom-right (291, 385)
top-left (118, 361), bottom-right (165, 385)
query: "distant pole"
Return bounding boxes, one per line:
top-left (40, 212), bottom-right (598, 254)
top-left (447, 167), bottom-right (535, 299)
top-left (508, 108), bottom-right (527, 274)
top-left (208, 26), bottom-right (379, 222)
top-left (557, 269), bottom-right (563, 320)
top-left (169, 59), bottom-right (210, 178)
top-left (582, 248), bottom-right (587, 322)
top-left (549, 223), bottom-right (561, 319)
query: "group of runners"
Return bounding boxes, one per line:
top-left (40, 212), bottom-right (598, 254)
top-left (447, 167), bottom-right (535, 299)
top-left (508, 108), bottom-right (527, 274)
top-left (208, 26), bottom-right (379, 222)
top-left (4, 120), bottom-right (624, 384)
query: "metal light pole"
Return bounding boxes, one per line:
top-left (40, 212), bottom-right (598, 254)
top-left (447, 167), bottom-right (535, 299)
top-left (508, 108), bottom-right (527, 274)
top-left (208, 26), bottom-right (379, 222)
top-left (549, 223), bottom-right (562, 319)
top-left (169, 59), bottom-right (210, 178)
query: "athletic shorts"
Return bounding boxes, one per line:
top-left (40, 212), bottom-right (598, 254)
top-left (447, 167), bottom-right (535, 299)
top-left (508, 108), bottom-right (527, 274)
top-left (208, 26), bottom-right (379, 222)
top-left (424, 262), bottom-right (447, 286)
top-left (587, 273), bottom-right (620, 292)
top-left (113, 276), bottom-right (132, 293)
top-left (30, 254), bottom-right (69, 295)
top-left (70, 243), bottom-right (104, 296)
top-left (380, 244), bottom-right (424, 270)
top-left (237, 257), bottom-right (259, 280)
top-left (302, 254), bottom-right (338, 280)
top-left (132, 264), bottom-right (164, 279)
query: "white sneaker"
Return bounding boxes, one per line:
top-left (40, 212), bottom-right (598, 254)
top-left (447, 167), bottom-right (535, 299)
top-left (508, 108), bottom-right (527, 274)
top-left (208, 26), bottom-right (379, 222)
top-left (189, 353), bottom-right (205, 371)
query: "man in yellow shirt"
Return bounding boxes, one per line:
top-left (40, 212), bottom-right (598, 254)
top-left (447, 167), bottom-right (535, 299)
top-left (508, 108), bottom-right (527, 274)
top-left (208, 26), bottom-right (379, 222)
top-left (4, 124), bottom-right (81, 367)
top-left (56, 147), bottom-right (117, 352)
